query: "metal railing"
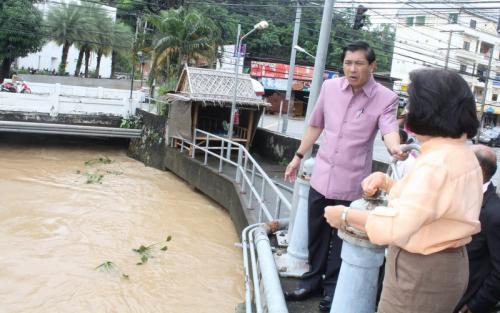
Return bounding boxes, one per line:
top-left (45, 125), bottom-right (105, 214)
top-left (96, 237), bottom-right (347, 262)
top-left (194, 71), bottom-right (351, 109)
top-left (173, 128), bottom-right (292, 222)
top-left (139, 96), bottom-right (168, 115)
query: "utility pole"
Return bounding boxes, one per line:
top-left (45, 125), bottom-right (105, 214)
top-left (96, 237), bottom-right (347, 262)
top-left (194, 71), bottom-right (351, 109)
top-left (301, 0), bottom-right (335, 161)
top-left (439, 30), bottom-right (464, 69)
top-left (288, 0), bottom-right (335, 233)
top-left (282, 0), bottom-right (302, 134)
top-left (129, 16), bottom-right (141, 99)
top-left (479, 48), bottom-right (494, 130)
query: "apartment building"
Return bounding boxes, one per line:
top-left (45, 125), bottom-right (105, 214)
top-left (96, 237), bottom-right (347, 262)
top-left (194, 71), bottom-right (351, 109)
top-left (390, 2), bottom-right (499, 110)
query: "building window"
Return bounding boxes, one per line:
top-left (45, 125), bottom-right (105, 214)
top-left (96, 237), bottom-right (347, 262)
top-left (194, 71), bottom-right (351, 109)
top-left (480, 42), bottom-right (493, 55)
top-left (460, 64), bottom-right (467, 73)
top-left (415, 16), bottom-right (426, 26)
top-left (493, 94), bottom-right (498, 101)
top-left (470, 19), bottom-right (476, 29)
top-left (448, 13), bottom-right (458, 24)
top-left (406, 17), bottom-right (414, 26)
top-left (463, 41), bottom-right (470, 51)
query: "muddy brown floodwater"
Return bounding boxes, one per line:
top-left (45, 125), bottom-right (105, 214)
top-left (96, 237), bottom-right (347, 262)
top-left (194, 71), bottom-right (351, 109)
top-left (0, 135), bottom-right (243, 313)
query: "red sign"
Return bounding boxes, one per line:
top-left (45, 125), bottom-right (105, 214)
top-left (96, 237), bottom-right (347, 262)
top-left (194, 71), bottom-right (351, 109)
top-left (250, 61), bottom-right (315, 81)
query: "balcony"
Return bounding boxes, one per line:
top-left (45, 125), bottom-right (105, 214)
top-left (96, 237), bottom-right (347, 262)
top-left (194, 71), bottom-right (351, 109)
top-left (455, 49), bottom-right (476, 61)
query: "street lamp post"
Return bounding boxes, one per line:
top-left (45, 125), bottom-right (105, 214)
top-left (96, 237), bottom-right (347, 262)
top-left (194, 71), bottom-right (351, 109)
top-left (282, 1), bottom-right (302, 134)
top-left (226, 21), bottom-right (268, 157)
top-left (138, 51), bottom-right (145, 88)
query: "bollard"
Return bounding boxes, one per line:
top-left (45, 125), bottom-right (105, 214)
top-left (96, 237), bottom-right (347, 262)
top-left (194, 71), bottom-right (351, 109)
top-left (274, 157), bottom-right (315, 277)
top-left (330, 198), bottom-right (387, 313)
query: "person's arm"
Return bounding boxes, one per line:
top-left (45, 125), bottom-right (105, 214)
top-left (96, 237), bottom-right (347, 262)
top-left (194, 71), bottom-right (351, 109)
top-left (324, 205), bottom-right (369, 231)
top-left (383, 131), bottom-right (403, 156)
top-left (380, 94), bottom-right (407, 160)
top-left (467, 201), bottom-right (500, 313)
top-left (284, 80), bottom-right (328, 182)
top-left (284, 126), bottom-right (323, 182)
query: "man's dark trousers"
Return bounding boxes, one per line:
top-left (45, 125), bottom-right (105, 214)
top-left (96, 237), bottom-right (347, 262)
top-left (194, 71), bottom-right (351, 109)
top-left (299, 187), bottom-right (351, 297)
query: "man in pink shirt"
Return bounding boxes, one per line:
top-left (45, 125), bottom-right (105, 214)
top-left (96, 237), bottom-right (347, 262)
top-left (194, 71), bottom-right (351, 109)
top-left (284, 41), bottom-right (404, 311)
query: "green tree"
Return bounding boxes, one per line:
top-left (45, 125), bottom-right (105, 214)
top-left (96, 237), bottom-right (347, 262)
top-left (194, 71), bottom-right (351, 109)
top-left (45, 3), bottom-right (89, 75)
top-left (0, 0), bottom-right (44, 82)
top-left (147, 7), bottom-right (218, 89)
top-left (110, 22), bottom-right (133, 77)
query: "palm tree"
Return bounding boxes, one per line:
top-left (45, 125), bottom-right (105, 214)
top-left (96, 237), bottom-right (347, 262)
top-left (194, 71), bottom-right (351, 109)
top-left (73, 4), bottom-right (100, 77)
top-left (92, 14), bottom-right (114, 78)
top-left (147, 8), bottom-right (219, 89)
top-left (45, 3), bottom-right (88, 75)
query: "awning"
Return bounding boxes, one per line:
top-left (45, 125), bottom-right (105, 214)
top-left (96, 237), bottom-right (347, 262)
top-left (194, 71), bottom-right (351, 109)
top-left (476, 104), bottom-right (500, 114)
top-left (250, 78), bottom-right (265, 96)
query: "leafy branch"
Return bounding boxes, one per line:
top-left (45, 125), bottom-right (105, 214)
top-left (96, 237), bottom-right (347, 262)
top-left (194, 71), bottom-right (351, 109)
top-left (133, 235), bottom-right (172, 265)
top-left (95, 261), bottom-right (129, 279)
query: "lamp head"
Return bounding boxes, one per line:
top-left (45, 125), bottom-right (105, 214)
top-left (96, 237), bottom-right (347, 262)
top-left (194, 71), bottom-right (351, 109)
top-left (254, 20), bottom-right (269, 30)
top-left (294, 45), bottom-right (306, 53)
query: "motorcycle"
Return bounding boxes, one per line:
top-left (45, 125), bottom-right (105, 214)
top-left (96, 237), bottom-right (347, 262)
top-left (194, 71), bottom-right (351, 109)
top-left (0, 80), bottom-right (31, 93)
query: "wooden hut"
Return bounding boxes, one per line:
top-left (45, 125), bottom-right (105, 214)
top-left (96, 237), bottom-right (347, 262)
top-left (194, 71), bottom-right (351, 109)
top-left (165, 66), bottom-right (269, 149)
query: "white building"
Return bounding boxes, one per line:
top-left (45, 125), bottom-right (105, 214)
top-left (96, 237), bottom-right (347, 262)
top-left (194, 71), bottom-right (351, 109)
top-left (390, 1), bottom-right (499, 107)
top-left (16, 0), bottom-right (116, 78)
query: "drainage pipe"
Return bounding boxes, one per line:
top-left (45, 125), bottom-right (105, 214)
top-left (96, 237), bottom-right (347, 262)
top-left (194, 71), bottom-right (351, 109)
top-left (242, 223), bottom-right (263, 313)
top-left (253, 221), bottom-right (289, 313)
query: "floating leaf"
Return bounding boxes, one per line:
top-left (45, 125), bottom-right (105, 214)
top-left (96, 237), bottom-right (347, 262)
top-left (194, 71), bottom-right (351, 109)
top-left (166, 236), bottom-right (172, 242)
top-left (160, 246), bottom-right (168, 251)
top-left (141, 255), bottom-right (148, 263)
top-left (122, 274), bottom-right (129, 279)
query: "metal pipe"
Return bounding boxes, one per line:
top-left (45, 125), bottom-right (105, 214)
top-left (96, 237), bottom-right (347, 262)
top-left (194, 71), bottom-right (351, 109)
top-left (249, 227), bottom-right (264, 313)
top-left (253, 226), bottom-right (289, 313)
top-left (242, 223), bottom-right (263, 313)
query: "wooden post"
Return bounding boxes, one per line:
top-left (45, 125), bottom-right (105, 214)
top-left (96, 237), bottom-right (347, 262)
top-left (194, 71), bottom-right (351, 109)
top-left (246, 109), bottom-right (254, 149)
top-left (192, 102), bottom-right (199, 141)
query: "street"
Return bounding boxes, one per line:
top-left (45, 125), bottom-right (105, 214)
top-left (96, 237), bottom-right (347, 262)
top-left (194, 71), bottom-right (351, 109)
top-left (259, 113), bottom-right (500, 187)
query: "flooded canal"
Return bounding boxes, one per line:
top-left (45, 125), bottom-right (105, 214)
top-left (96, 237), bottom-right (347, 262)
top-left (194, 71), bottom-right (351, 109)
top-left (0, 134), bottom-right (243, 313)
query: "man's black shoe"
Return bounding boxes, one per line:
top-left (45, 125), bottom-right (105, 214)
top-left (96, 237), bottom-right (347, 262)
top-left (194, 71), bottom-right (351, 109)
top-left (284, 288), bottom-right (316, 301)
top-left (318, 294), bottom-right (333, 312)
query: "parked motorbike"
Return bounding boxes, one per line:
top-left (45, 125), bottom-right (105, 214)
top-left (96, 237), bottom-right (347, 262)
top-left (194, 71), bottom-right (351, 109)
top-left (0, 80), bottom-right (31, 93)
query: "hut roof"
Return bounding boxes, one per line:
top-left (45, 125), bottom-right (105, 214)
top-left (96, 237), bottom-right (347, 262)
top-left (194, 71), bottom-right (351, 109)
top-left (165, 66), bottom-right (269, 108)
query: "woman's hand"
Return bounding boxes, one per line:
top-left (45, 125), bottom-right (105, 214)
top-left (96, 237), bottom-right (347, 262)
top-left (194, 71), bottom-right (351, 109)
top-left (324, 205), bottom-right (346, 229)
top-left (361, 172), bottom-right (391, 197)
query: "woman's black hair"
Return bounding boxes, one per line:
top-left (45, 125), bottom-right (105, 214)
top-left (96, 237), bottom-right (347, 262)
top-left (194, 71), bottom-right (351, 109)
top-left (406, 69), bottom-right (479, 139)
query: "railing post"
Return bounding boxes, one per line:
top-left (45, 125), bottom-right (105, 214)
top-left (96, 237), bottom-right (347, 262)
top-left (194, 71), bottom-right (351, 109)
top-left (248, 165), bottom-right (256, 206)
top-left (180, 139), bottom-right (184, 152)
top-left (259, 180), bottom-right (266, 222)
top-left (97, 87), bottom-right (104, 99)
top-left (274, 197), bottom-right (282, 220)
top-left (204, 133), bottom-right (209, 165)
top-left (219, 140), bottom-right (224, 173)
top-left (236, 146), bottom-right (243, 184)
top-left (241, 154), bottom-right (249, 193)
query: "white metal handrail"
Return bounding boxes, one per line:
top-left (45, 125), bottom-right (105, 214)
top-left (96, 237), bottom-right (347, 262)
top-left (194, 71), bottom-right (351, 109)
top-left (172, 128), bottom-right (292, 222)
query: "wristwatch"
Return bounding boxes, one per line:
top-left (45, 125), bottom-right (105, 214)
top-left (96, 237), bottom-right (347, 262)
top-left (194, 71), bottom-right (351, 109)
top-left (341, 207), bottom-right (350, 227)
top-left (295, 152), bottom-right (304, 159)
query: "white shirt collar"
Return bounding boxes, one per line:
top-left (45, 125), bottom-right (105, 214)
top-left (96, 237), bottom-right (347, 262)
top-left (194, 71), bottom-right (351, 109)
top-left (483, 180), bottom-right (492, 193)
